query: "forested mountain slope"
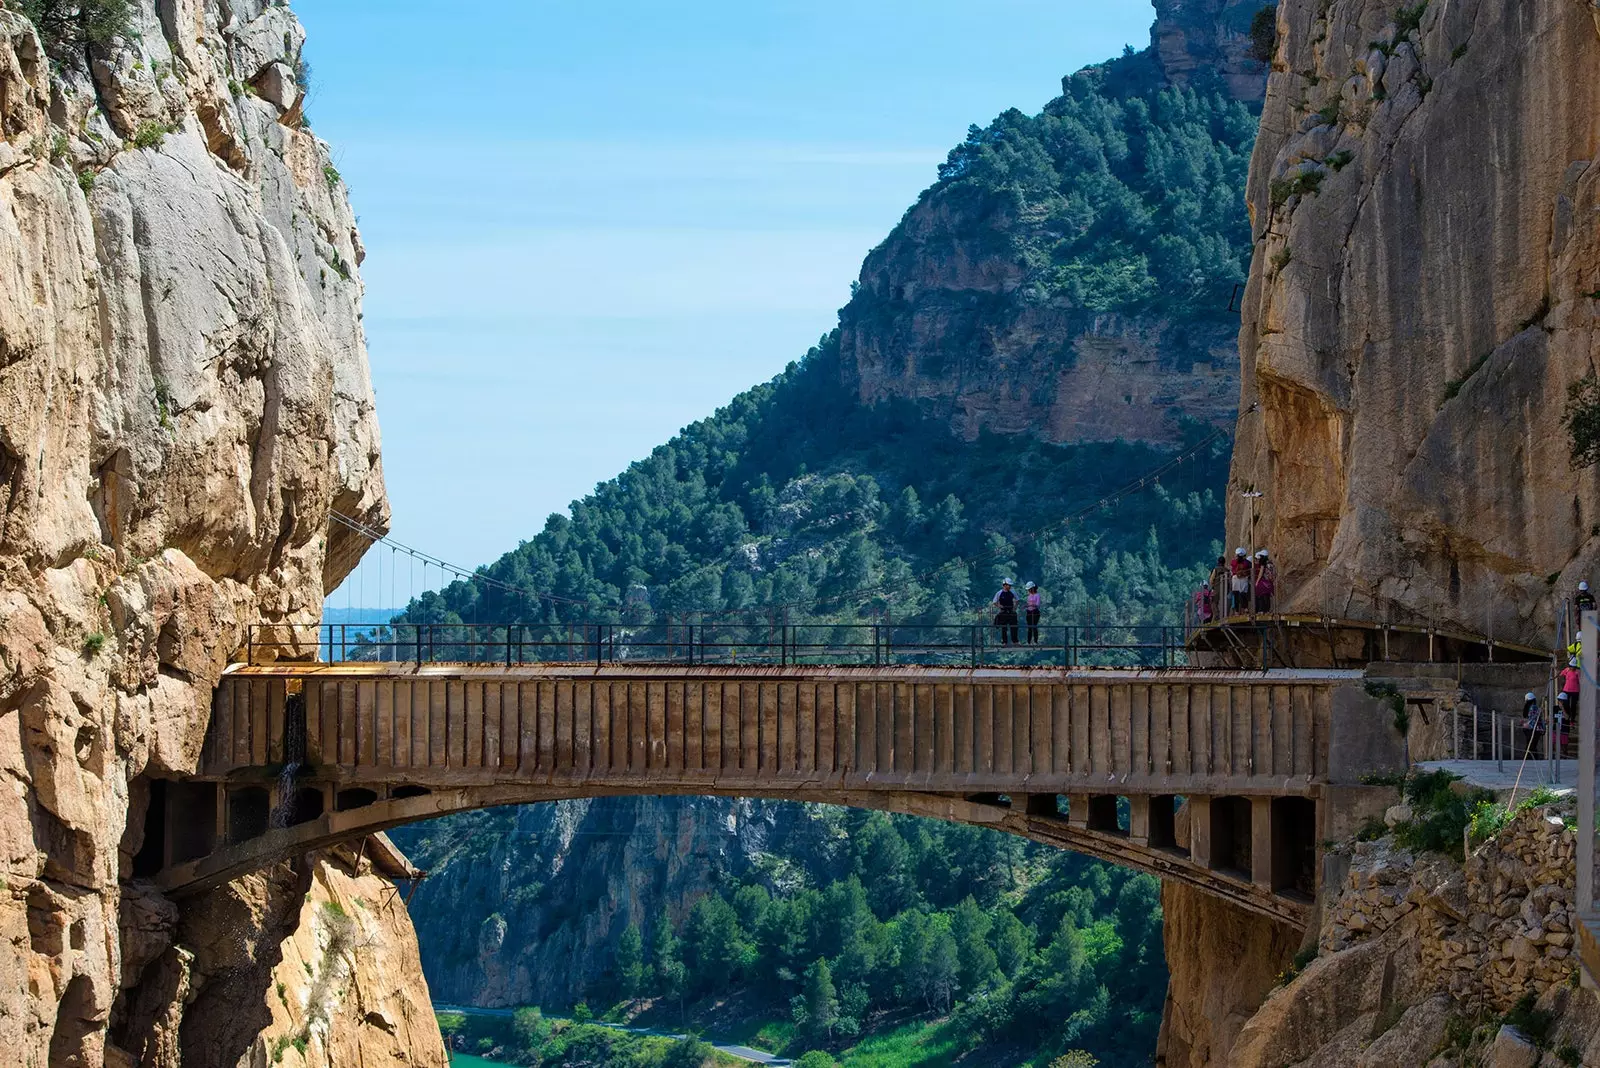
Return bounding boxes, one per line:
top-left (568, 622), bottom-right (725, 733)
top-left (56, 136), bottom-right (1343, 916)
top-left (390, 17), bottom-right (1264, 1068)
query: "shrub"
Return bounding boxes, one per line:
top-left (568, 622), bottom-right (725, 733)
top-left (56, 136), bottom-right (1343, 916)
top-left (1248, 6), bottom-right (1277, 64)
top-left (1562, 374), bottom-right (1600, 468)
top-left (1391, 770), bottom-right (1493, 859)
top-left (793, 1053), bottom-right (839, 1068)
top-left (130, 122), bottom-right (176, 150)
top-left (15, 0), bottom-right (131, 52)
top-left (82, 632), bottom-right (105, 657)
top-left (77, 170), bottom-right (94, 195)
top-left (1270, 169), bottom-right (1325, 209)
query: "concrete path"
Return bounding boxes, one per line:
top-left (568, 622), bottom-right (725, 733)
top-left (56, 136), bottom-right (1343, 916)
top-left (433, 1004), bottom-right (790, 1066)
top-left (1418, 759), bottom-right (1581, 795)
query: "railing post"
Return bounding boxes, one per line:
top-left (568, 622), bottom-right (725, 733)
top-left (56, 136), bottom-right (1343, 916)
top-left (781, 625), bottom-right (789, 667)
top-left (1577, 611), bottom-right (1595, 931)
top-left (247, 626), bottom-right (254, 666)
top-left (505, 626), bottom-right (513, 668)
top-left (875, 625), bottom-right (882, 668)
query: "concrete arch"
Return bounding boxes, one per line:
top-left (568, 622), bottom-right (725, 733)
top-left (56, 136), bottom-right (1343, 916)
top-left (155, 783), bottom-right (1311, 927)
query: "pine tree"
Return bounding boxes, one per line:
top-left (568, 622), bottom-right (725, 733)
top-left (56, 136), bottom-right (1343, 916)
top-left (616, 922), bottom-right (645, 999)
top-left (794, 957), bottom-right (840, 1039)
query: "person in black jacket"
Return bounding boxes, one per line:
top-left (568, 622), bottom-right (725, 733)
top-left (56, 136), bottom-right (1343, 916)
top-left (992, 580), bottom-right (1020, 645)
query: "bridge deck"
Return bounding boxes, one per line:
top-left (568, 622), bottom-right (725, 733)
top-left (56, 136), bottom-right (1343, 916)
top-left (202, 663), bottom-right (1366, 796)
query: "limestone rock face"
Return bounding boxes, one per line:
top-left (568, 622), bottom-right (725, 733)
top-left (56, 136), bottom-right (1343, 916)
top-left (0, 2), bottom-right (396, 1063)
top-left (833, 2), bottom-right (1264, 452)
top-left (1227, 0), bottom-right (1600, 643)
top-left (1151, 0), bottom-right (1272, 104)
top-left (117, 849), bottom-right (447, 1068)
top-left (1154, 880), bottom-right (1301, 1067)
top-left (398, 795), bottom-right (805, 1007)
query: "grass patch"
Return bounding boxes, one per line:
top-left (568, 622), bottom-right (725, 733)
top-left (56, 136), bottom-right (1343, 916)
top-left (1326, 149), bottom-right (1354, 172)
top-left (77, 170), bottom-right (94, 195)
top-left (323, 163), bottom-right (342, 191)
top-left (839, 1019), bottom-right (965, 1068)
top-left (1468, 785), bottom-right (1562, 847)
top-left (82, 632), bottom-right (105, 657)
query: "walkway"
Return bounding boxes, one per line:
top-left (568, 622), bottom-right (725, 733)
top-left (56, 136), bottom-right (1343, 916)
top-left (1419, 760), bottom-right (1582, 796)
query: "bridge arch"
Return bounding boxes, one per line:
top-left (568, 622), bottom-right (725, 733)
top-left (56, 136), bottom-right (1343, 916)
top-left (154, 783), bottom-right (1315, 926)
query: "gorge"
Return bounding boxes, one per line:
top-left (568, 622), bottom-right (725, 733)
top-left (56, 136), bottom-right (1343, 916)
top-left (2, 0), bottom-right (1599, 1066)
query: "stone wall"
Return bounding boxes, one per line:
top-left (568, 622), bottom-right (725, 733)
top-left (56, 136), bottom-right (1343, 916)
top-left (1225, 803), bottom-right (1600, 1068)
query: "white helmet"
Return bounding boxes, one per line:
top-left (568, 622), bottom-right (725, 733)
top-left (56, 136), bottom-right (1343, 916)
top-left (1570, 657), bottom-right (1579, 667)
top-left (1235, 547), bottom-right (1247, 556)
top-left (1582, 581), bottom-right (1590, 591)
top-left (1255, 549), bottom-right (1269, 558)
top-left (1525, 692), bottom-right (1538, 702)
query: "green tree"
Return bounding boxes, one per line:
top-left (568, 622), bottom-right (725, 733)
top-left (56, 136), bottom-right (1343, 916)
top-left (661, 1037), bottom-right (714, 1068)
top-left (682, 895), bottom-right (753, 994)
top-left (512, 1006), bottom-right (550, 1051)
top-left (793, 957), bottom-right (841, 1040)
top-left (992, 910), bottom-right (1033, 978)
top-left (18, 0), bottom-right (131, 51)
top-left (951, 896), bottom-right (999, 994)
top-left (616, 922), bottom-right (645, 999)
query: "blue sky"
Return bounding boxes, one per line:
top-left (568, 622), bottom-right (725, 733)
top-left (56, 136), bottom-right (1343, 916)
top-left (300, 0), bottom-right (1156, 602)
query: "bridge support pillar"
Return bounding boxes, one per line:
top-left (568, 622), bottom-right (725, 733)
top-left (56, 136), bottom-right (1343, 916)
top-left (1128, 796), bottom-right (1151, 846)
top-left (1188, 796), bottom-right (1212, 868)
top-left (1067, 794), bottom-right (1091, 832)
top-left (1251, 797), bottom-right (1274, 891)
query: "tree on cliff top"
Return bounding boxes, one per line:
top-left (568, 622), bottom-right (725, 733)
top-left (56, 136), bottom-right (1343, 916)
top-left (13, 0), bottom-right (130, 52)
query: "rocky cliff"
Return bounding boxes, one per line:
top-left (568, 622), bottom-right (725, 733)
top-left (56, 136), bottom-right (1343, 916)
top-left (1227, 0), bottom-right (1600, 643)
top-left (0, 2), bottom-right (432, 1064)
top-left (394, 796), bottom-right (811, 1009)
top-left (834, 2), bottom-right (1267, 449)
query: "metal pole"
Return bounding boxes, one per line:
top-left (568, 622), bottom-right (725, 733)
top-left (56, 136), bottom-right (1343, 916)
top-left (1472, 702), bottom-right (1478, 761)
top-left (1495, 709), bottom-right (1503, 773)
top-left (1578, 611), bottom-right (1596, 926)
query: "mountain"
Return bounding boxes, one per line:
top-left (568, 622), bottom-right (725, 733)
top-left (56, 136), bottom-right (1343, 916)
top-left (389, 7), bottom-right (1270, 1067)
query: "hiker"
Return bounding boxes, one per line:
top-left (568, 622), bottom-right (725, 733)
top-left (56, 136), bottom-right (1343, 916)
top-left (1228, 548), bottom-right (1252, 615)
top-left (992, 579), bottom-right (1020, 645)
top-left (1253, 549), bottom-right (1277, 613)
top-left (1193, 582), bottom-right (1214, 626)
top-left (1578, 581), bottom-right (1597, 617)
top-left (1025, 581), bottom-right (1043, 644)
top-left (1560, 656), bottom-right (1581, 703)
top-left (1208, 556), bottom-right (1228, 617)
top-left (1522, 691), bottom-right (1544, 742)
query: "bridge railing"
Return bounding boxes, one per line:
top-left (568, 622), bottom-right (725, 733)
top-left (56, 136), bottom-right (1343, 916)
top-left (244, 621), bottom-right (1193, 669)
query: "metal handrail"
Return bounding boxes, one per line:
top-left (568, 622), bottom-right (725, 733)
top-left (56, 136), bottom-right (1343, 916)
top-left (242, 621), bottom-right (1194, 669)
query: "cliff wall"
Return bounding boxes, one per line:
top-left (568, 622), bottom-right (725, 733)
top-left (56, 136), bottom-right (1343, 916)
top-left (833, 4), bottom-right (1267, 450)
top-left (1228, 0), bottom-right (1600, 643)
top-left (396, 796), bottom-right (808, 1008)
top-left (0, 2), bottom-right (429, 1064)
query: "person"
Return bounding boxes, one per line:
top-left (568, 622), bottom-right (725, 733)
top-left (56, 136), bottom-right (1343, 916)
top-left (1193, 581), bottom-right (1214, 626)
top-left (1253, 549), bottom-right (1277, 613)
top-left (992, 579), bottom-right (1020, 645)
top-left (1560, 656), bottom-right (1581, 702)
top-left (1522, 691), bottom-right (1544, 744)
top-left (1578, 581), bottom-right (1597, 616)
top-left (1208, 556), bottom-right (1228, 617)
top-left (1024, 581), bottom-right (1042, 644)
top-left (1228, 548), bottom-right (1252, 615)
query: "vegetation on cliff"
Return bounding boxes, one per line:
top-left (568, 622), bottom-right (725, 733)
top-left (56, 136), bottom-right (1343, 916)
top-left (908, 57), bottom-right (1256, 320)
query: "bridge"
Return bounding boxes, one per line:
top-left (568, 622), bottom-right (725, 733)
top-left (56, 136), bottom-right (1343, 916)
top-left (137, 622), bottom-right (1429, 928)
